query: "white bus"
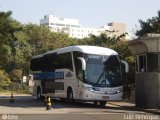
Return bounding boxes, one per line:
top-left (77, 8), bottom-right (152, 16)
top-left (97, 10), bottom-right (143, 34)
top-left (29, 45), bottom-right (129, 106)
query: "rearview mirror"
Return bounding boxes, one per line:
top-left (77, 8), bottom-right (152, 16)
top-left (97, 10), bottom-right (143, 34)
top-left (77, 57), bottom-right (86, 70)
top-left (121, 60), bottom-right (129, 73)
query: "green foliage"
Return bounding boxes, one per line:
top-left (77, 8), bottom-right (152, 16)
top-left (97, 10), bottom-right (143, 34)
top-left (0, 11), bottom-right (23, 72)
top-left (111, 40), bottom-right (131, 60)
top-left (0, 70), bottom-right (11, 87)
top-left (0, 44), bottom-right (12, 69)
top-left (10, 69), bottom-right (22, 83)
top-left (8, 82), bottom-right (29, 93)
top-left (0, 11), bottom-right (13, 44)
top-left (136, 10), bottom-right (160, 36)
top-left (23, 24), bottom-right (77, 55)
top-left (23, 24), bottom-right (52, 55)
top-left (78, 34), bottom-right (117, 47)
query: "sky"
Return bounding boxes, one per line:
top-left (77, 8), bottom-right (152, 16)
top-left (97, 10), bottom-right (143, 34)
top-left (0, 0), bottom-right (160, 33)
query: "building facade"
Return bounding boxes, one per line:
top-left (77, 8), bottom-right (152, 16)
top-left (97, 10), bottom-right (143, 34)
top-left (40, 15), bottom-right (126, 39)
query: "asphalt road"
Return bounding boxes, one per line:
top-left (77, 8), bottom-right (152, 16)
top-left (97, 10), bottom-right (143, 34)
top-left (0, 95), bottom-right (159, 120)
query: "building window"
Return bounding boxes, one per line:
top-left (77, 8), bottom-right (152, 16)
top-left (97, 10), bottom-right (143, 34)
top-left (55, 23), bottom-right (65, 26)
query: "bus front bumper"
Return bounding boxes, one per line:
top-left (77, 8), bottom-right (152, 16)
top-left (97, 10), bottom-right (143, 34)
top-left (82, 87), bottom-right (123, 101)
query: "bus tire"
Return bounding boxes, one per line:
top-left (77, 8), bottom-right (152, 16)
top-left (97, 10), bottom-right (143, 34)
top-left (93, 101), bottom-right (98, 105)
top-left (67, 89), bottom-right (73, 103)
top-left (37, 87), bottom-right (42, 100)
top-left (99, 101), bottom-right (106, 106)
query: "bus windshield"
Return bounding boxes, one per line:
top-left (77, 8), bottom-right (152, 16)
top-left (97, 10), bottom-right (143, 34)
top-left (85, 54), bottom-right (122, 87)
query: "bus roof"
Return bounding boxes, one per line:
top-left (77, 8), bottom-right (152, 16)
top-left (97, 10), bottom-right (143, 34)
top-left (49, 45), bottom-right (117, 55)
top-left (32, 45), bottom-right (118, 59)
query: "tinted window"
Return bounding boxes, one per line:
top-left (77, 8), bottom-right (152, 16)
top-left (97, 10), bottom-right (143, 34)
top-left (73, 51), bottom-right (83, 78)
top-left (31, 52), bottom-right (73, 72)
top-left (56, 52), bottom-right (73, 71)
top-left (42, 53), bottom-right (57, 72)
top-left (30, 57), bottom-right (43, 71)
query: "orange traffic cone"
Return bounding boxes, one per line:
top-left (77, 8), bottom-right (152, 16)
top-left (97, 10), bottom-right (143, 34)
top-left (46, 96), bottom-right (52, 110)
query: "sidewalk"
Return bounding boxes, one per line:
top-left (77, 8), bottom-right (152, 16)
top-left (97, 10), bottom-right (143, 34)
top-left (108, 101), bottom-right (160, 115)
top-left (0, 92), bottom-right (31, 96)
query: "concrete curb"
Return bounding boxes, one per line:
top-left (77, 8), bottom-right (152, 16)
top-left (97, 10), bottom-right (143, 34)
top-left (108, 102), bottom-right (160, 115)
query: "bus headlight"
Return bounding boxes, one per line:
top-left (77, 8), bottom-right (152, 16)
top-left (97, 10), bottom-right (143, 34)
top-left (115, 88), bottom-right (123, 94)
top-left (116, 90), bottom-right (120, 93)
top-left (106, 88), bottom-right (123, 95)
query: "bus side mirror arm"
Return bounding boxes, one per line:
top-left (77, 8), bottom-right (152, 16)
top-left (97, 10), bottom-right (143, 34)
top-left (77, 57), bottom-right (86, 70)
top-left (121, 60), bottom-right (129, 73)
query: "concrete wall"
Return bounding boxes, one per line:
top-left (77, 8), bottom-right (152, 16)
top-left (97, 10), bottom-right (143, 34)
top-left (135, 72), bottom-right (160, 108)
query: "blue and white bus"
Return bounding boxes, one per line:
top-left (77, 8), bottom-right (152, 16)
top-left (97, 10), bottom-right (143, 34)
top-left (29, 45), bottom-right (129, 106)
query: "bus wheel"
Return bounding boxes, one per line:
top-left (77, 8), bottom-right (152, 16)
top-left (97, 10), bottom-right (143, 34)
top-left (99, 101), bottom-right (106, 106)
top-left (67, 90), bottom-right (73, 103)
top-left (37, 87), bottom-right (42, 100)
top-left (93, 101), bottom-right (98, 105)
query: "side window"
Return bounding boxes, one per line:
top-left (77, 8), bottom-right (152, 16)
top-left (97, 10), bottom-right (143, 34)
top-left (136, 54), bottom-right (159, 72)
top-left (136, 55), bottom-right (147, 72)
top-left (73, 51), bottom-right (83, 80)
top-left (42, 53), bottom-right (57, 72)
top-left (30, 57), bottom-right (43, 71)
top-left (76, 61), bottom-right (83, 80)
top-left (56, 52), bottom-right (73, 71)
top-left (30, 59), bottom-right (35, 71)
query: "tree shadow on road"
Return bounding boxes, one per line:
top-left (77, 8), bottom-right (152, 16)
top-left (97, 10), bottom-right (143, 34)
top-left (0, 95), bottom-right (159, 115)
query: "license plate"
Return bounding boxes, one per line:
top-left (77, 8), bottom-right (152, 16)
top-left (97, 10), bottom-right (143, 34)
top-left (102, 96), bottom-right (109, 99)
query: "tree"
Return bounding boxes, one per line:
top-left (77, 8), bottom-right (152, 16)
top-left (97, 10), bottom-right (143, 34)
top-left (0, 11), bottom-right (13, 45)
top-left (136, 10), bottom-right (160, 36)
top-left (24, 24), bottom-right (77, 55)
top-left (0, 11), bottom-right (23, 72)
top-left (0, 44), bottom-right (12, 70)
top-left (10, 69), bottom-right (22, 83)
top-left (0, 70), bottom-right (11, 88)
top-left (0, 11), bottom-right (13, 71)
top-left (23, 24), bottom-right (51, 55)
